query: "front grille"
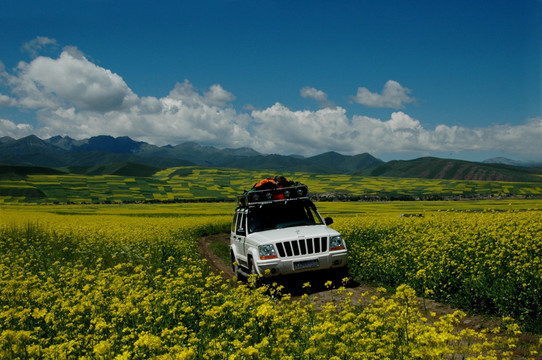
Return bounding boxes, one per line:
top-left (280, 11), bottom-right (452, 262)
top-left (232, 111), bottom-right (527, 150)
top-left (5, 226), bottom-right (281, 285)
top-left (275, 237), bottom-right (328, 258)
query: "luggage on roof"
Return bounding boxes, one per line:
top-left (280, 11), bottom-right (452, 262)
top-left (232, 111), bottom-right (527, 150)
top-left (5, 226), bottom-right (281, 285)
top-left (238, 175), bottom-right (308, 206)
top-left (251, 175), bottom-right (293, 191)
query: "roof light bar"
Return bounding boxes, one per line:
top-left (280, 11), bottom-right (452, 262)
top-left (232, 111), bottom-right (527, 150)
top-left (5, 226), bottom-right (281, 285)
top-left (238, 185), bottom-right (309, 206)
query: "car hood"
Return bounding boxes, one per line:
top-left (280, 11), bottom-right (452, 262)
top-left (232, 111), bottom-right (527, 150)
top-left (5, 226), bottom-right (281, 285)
top-left (247, 225), bottom-right (340, 244)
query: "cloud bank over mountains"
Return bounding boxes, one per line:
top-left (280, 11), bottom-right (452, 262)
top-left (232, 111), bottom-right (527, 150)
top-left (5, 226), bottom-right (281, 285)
top-left (0, 39), bottom-right (540, 161)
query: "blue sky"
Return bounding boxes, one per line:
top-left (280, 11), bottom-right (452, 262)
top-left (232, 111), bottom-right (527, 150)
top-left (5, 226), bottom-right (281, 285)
top-left (0, 0), bottom-right (540, 162)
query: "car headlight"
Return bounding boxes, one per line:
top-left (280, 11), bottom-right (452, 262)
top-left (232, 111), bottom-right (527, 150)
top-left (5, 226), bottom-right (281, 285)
top-left (329, 236), bottom-right (345, 251)
top-left (259, 244), bottom-right (278, 259)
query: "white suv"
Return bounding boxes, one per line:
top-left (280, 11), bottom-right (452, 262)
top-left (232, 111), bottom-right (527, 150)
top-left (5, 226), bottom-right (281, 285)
top-left (230, 184), bottom-right (348, 280)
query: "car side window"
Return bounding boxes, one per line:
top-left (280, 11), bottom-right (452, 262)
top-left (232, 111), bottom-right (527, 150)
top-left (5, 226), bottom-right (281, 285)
top-left (236, 212), bottom-right (242, 232)
top-left (231, 212), bottom-right (238, 233)
top-left (236, 213), bottom-right (246, 235)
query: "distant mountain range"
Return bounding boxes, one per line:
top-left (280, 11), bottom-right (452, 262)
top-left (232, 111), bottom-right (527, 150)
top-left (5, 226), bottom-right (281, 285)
top-left (482, 157), bottom-right (541, 168)
top-left (1, 135), bottom-right (541, 182)
top-left (0, 135), bottom-right (382, 175)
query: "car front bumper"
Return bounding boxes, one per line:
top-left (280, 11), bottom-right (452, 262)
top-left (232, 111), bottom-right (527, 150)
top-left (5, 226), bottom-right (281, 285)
top-left (255, 250), bottom-right (348, 276)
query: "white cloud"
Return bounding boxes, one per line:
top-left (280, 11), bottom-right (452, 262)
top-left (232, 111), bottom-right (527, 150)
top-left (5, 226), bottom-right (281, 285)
top-left (484, 117), bottom-right (542, 156)
top-left (10, 49), bottom-right (137, 112)
top-left (1, 46), bottom-right (540, 161)
top-left (5, 56), bottom-right (251, 147)
top-left (204, 84), bottom-right (236, 107)
top-left (300, 86), bottom-right (335, 108)
top-left (384, 111), bottom-right (423, 132)
top-left (300, 87), bottom-right (326, 101)
top-left (0, 119), bottom-right (34, 138)
top-left (250, 103), bottom-right (351, 154)
top-left (0, 93), bottom-right (16, 107)
top-left (347, 114), bottom-right (542, 159)
top-left (21, 36), bottom-right (58, 58)
top-left (140, 92), bottom-right (251, 147)
top-left (351, 80), bottom-right (416, 109)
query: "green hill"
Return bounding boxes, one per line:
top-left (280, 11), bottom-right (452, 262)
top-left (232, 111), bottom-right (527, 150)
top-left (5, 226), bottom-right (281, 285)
top-left (0, 164), bottom-right (67, 179)
top-left (223, 151), bottom-right (382, 173)
top-left (68, 162), bottom-right (161, 177)
top-left (0, 165), bottom-right (61, 199)
top-left (358, 157), bottom-right (542, 182)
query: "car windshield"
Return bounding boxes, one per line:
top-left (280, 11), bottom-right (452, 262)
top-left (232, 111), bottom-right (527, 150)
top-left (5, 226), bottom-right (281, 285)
top-left (247, 200), bottom-right (324, 233)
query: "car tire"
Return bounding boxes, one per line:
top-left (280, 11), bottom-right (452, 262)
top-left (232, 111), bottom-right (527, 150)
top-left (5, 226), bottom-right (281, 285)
top-left (231, 251), bottom-right (244, 282)
top-left (248, 256), bottom-right (260, 287)
top-left (334, 266), bottom-right (350, 286)
top-left (249, 256), bottom-right (258, 275)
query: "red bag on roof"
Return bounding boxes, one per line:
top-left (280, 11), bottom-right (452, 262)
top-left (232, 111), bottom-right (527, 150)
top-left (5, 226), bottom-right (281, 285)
top-left (251, 176), bottom-right (293, 199)
top-left (253, 177), bottom-right (277, 190)
top-left (252, 176), bottom-right (292, 190)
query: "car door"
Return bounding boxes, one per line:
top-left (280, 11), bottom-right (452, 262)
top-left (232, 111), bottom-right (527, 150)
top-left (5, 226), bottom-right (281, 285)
top-left (231, 210), bottom-right (248, 264)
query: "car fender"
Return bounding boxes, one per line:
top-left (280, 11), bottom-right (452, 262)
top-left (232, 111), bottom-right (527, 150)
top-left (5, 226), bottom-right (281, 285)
top-left (246, 247), bottom-right (258, 263)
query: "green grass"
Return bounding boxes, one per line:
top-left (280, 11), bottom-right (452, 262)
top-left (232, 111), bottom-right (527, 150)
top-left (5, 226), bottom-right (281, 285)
top-left (209, 238), bottom-right (232, 264)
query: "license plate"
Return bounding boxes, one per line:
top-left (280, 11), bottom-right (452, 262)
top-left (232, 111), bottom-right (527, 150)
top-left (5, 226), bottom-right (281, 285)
top-left (294, 259), bottom-right (319, 270)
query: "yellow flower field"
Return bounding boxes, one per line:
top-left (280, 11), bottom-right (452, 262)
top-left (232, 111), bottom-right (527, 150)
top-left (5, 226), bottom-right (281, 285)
top-left (334, 210), bottom-right (542, 333)
top-left (1, 204), bottom-right (541, 359)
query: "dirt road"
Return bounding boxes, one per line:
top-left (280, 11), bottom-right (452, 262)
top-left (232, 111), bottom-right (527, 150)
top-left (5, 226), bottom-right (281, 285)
top-left (200, 233), bottom-right (491, 324)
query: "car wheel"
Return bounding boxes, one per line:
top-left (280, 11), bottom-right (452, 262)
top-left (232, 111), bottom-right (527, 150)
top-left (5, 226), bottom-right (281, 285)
top-left (248, 256), bottom-right (260, 287)
top-left (334, 267), bottom-right (350, 286)
top-left (249, 256), bottom-right (258, 275)
top-left (231, 251), bottom-right (244, 281)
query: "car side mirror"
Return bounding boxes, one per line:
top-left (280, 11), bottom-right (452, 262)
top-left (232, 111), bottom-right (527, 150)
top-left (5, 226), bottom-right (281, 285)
top-left (324, 217), bottom-right (333, 225)
top-left (236, 228), bottom-right (246, 236)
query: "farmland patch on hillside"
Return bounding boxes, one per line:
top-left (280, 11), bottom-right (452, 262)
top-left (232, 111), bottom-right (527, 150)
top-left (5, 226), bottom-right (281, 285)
top-left (1, 166), bottom-right (541, 204)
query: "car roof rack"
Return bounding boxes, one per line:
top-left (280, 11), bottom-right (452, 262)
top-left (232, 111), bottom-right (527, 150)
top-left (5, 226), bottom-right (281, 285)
top-left (237, 184), bottom-right (309, 207)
